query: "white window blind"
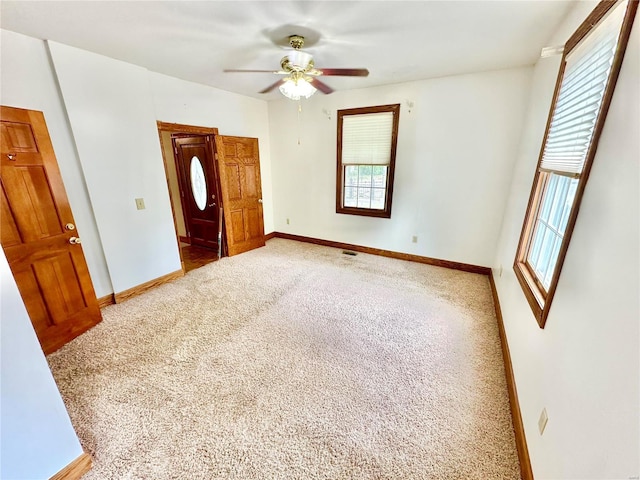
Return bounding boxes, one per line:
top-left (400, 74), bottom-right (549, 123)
top-left (342, 112), bottom-right (394, 165)
top-left (540, 0), bottom-right (626, 176)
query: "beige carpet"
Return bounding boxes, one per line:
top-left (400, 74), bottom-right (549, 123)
top-left (48, 239), bottom-right (520, 479)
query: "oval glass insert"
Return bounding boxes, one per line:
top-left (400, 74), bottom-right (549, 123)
top-left (190, 156), bottom-right (207, 211)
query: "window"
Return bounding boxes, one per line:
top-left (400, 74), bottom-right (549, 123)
top-left (336, 104), bottom-right (400, 218)
top-left (514, 0), bottom-right (637, 328)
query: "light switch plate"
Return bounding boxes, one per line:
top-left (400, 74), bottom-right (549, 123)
top-left (135, 198), bottom-right (145, 210)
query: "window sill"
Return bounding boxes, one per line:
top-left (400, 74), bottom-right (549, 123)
top-left (513, 261), bottom-right (548, 328)
top-left (336, 206), bottom-right (391, 218)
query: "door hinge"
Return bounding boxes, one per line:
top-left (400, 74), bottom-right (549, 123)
top-left (214, 153), bottom-right (218, 160)
top-left (174, 147), bottom-right (178, 156)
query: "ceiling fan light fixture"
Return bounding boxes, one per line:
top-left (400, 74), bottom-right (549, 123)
top-left (282, 51), bottom-right (314, 71)
top-left (224, 34), bottom-right (369, 96)
top-left (279, 77), bottom-right (317, 100)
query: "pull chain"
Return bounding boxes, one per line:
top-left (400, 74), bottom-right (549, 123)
top-left (297, 101), bottom-right (302, 145)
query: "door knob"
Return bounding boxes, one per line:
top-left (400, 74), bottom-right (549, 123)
top-left (65, 223), bottom-right (76, 231)
top-left (258, 199), bottom-right (263, 204)
top-left (69, 237), bottom-right (81, 245)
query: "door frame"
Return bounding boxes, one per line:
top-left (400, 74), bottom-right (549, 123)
top-left (157, 122), bottom-right (221, 271)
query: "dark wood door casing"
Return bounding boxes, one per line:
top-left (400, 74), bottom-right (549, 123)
top-left (0, 105), bottom-right (102, 354)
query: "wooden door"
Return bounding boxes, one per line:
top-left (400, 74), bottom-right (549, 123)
top-left (1, 106), bottom-right (101, 354)
top-left (215, 136), bottom-right (265, 256)
top-left (173, 135), bottom-right (220, 250)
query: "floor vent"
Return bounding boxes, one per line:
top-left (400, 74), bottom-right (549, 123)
top-left (342, 250), bottom-right (357, 256)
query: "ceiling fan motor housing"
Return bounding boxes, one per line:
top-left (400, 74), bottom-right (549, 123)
top-left (288, 35), bottom-right (305, 50)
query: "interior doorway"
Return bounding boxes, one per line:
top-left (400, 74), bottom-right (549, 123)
top-left (157, 122), bottom-right (222, 273)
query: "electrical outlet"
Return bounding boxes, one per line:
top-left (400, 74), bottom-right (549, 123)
top-left (286, 218), bottom-right (290, 225)
top-left (135, 198), bottom-right (145, 210)
top-left (411, 235), bottom-right (418, 243)
top-left (538, 408), bottom-right (549, 435)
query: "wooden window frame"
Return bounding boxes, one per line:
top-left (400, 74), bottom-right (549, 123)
top-left (514, 0), bottom-right (638, 328)
top-left (336, 104), bottom-right (400, 218)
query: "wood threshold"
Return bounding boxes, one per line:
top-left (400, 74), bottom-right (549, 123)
top-left (270, 232), bottom-right (490, 275)
top-left (49, 452), bottom-right (92, 480)
top-left (489, 272), bottom-right (534, 480)
top-left (97, 294), bottom-right (115, 309)
top-left (114, 269), bottom-right (184, 304)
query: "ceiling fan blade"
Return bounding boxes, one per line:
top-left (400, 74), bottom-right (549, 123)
top-left (259, 79), bottom-right (285, 94)
top-left (224, 69), bottom-right (287, 74)
top-left (319, 68), bottom-right (369, 77)
top-left (311, 78), bottom-right (334, 95)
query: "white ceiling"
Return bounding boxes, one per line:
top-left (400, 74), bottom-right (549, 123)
top-left (1, 1), bottom-right (574, 100)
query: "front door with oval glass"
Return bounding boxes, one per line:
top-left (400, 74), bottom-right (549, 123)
top-left (173, 135), bottom-right (221, 250)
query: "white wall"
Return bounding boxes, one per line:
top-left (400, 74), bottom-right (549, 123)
top-left (268, 67), bottom-right (532, 267)
top-left (0, 250), bottom-right (84, 479)
top-left (149, 72), bottom-right (274, 234)
top-left (0, 29), bottom-right (113, 297)
top-left (493, 2), bottom-right (639, 478)
top-left (1, 31), bottom-right (274, 297)
top-left (48, 41), bottom-right (182, 294)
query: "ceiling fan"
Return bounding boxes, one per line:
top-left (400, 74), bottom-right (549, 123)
top-left (224, 35), bottom-right (369, 99)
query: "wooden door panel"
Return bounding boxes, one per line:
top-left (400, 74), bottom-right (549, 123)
top-left (236, 140), bottom-right (255, 158)
top-left (246, 207), bottom-right (263, 240)
top-left (1, 106), bottom-right (101, 354)
top-left (191, 218), bottom-right (218, 245)
top-left (230, 210), bottom-right (246, 242)
top-left (225, 164), bottom-right (242, 200)
top-left (4, 235), bottom-right (71, 269)
top-left (221, 142), bottom-right (237, 157)
top-left (1, 121), bottom-right (39, 152)
top-left (216, 136), bottom-right (265, 256)
top-left (3, 167), bottom-right (64, 240)
top-left (1, 185), bottom-right (21, 246)
top-left (33, 253), bottom-right (88, 324)
top-left (244, 165), bottom-right (258, 199)
top-left (13, 268), bottom-right (52, 331)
